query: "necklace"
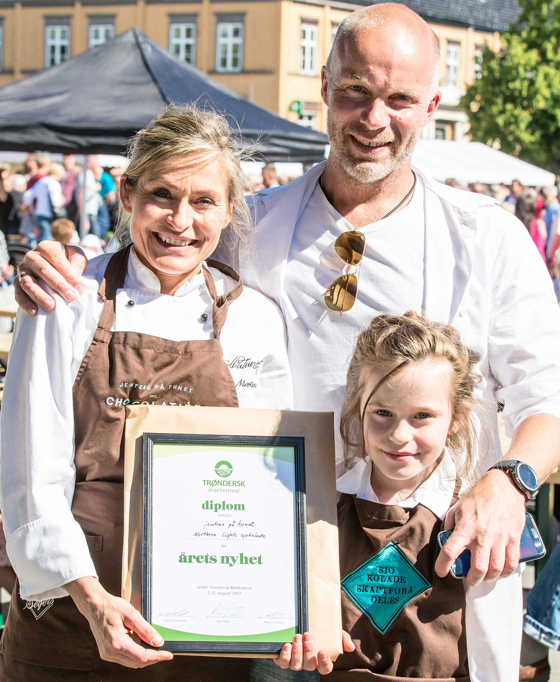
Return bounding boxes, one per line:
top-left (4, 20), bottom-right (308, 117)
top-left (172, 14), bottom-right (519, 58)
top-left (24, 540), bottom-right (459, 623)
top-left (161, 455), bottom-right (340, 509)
top-left (322, 170), bottom-right (418, 314)
top-left (319, 170), bottom-right (417, 221)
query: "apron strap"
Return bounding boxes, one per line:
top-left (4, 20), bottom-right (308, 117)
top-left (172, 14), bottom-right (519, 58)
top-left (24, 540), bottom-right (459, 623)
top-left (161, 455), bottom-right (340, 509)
top-left (96, 245), bottom-right (132, 332)
top-left (450, 476), bottom-right (462, 506)
top-left (203, 259), bottom-right (244, 341)
top-left (94, 248), bottom-right (243, 339)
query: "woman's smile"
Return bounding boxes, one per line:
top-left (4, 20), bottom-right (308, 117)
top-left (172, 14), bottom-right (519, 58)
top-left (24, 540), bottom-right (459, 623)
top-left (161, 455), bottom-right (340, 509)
top-left (152, 231), bottom-right (199, 248)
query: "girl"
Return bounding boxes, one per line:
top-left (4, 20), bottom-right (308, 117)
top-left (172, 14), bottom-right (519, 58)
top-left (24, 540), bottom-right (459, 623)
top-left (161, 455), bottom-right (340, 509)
top-left (275, 311), bottom-right (521, 681)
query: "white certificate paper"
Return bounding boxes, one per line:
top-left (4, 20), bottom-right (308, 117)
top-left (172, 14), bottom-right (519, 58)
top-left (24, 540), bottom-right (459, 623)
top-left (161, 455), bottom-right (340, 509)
top-left (144, 437), bottom-right (306, 648)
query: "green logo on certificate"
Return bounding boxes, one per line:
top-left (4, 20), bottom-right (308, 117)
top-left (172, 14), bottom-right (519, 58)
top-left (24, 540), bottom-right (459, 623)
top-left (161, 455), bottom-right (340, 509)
top-left (341, 542), bottom-right (430, 634)
top-left (215, 460), bottom-right (233, 478)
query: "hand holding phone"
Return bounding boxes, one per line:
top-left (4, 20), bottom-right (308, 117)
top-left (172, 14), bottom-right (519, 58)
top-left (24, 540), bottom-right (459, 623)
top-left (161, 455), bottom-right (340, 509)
top-left (437, 511), bottom-right (546, 579)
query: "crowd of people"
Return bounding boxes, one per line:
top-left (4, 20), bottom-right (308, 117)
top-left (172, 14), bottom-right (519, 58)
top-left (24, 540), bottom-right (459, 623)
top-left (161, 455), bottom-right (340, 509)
top-left (0, 152), bottom-right (125, 248)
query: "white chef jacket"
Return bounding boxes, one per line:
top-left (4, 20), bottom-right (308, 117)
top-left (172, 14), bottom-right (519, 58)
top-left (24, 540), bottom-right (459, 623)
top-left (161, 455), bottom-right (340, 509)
top-left (214, 161), bottom-right (557, 678)
top-left (1, 248), bottom-right (293, 600)
top-left (337, 452), bottom-right (522, 682)
top-left (216, 161), bottom-right (560, 470)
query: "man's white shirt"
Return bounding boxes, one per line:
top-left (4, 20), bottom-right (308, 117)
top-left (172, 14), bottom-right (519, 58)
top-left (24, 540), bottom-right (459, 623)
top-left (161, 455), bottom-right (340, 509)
top-left (227, 161), bottom-right (560, 474)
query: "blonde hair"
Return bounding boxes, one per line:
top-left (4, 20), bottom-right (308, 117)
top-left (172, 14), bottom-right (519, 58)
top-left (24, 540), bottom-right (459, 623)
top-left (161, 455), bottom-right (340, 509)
top-left (48, 163), bottom-right (65, 178)
top-left (340, 311), bottom-right (481, 483)
top-left (117, 105), bottom-right (251, 243)
top-left (51, 218), bottom-right (76, 244)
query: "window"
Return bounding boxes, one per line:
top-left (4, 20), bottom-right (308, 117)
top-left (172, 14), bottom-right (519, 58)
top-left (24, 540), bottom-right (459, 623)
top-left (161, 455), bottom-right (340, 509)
top-left (473, 44), bottom-right (484, 79)
top-left (169, 21), bottom-right (196, 65)
top-left (298, 114), bottom-right (316, 129)
top-left (215, 19), bottom-right (243, 73)
top-left (444, 41), bottom-right (461, 88)
top-left (45, 22), bottom-right (70, 68)
top-left (89, 22), bottom-right (114, 49)
top-left (298, 101), bottom-right (320, 129)
top-left (435, 120), bottom-right (455, 141)
top-left (299, 22), bottom-right (318, 75)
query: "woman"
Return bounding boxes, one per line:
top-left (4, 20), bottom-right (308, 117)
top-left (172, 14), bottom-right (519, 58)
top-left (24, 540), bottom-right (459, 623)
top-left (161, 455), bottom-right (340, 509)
top-left (0, 105), bottom-right (292, 680)
top-left (515, 190), bottom-right (547, 263)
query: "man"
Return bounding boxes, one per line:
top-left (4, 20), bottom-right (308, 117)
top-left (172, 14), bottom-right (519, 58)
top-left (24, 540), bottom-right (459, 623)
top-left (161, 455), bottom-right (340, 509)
top-left (13, 4), bottom-right (560, 677)
top-left (262, 163), bottom-right (280, 188)
top-left (504, 177), bottom-right (524, 207)
top-left (87, 155), bottom-right (116, 236)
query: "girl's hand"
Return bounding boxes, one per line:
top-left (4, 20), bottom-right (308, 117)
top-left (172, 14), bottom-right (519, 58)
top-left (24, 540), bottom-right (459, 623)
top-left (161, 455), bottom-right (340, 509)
top-left (66, 576), bottom-right (173, 668)
top-left (275, 631), bottom-right (355, 674)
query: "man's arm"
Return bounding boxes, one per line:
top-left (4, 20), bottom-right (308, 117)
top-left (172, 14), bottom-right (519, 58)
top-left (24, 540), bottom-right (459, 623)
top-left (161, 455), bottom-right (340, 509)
top-left (15, 241), bottom-right (87, 315)
top-left (435, 414), bottom-right (560, 586)
top-left (436, 213), bottom-right (560, 586)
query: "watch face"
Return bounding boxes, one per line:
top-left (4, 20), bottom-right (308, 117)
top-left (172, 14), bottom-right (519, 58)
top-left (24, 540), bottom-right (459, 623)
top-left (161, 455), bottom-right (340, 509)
top-left (517, 463), bottom-right (539, 491)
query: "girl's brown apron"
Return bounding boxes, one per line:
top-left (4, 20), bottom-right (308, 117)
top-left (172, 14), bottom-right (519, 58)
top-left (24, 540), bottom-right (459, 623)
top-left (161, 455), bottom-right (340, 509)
top-left (326, 485), bottom-right (470, 682)
top-left (0, 245), bottom-right (251, 681)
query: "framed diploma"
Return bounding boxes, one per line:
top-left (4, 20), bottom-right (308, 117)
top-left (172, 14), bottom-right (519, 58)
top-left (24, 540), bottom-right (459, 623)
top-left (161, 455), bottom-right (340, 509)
top-left (142, 433), bottom-right (307, 653)
top-left (123, 405), bottom-right (343, 660)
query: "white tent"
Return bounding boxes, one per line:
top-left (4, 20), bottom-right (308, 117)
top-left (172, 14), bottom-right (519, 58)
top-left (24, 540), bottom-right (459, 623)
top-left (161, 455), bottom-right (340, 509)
top-left (412, 140), bottom-right (555, 186)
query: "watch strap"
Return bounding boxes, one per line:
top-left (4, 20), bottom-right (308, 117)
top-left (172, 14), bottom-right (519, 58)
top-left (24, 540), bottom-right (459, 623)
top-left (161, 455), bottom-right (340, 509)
top-left (489, 460), bottom-right (538, 500)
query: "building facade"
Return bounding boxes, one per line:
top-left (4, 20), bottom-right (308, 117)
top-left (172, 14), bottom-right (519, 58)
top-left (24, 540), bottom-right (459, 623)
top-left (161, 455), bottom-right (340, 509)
top-left (0, 0), bottom-right (517, 138)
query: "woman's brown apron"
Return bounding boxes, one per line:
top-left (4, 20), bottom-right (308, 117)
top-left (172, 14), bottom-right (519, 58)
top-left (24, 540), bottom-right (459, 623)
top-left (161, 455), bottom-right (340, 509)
top-left (326, 485), bottom-right (470, 682)
top-left (0, 245), bottom-right (252, 681)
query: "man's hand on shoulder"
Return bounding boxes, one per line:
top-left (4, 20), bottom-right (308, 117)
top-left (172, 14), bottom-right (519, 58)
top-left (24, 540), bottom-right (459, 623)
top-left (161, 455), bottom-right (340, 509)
top-left (435, 469), bottom-right (526, 586)
top-left (16, 241), bottom-right (88, 315)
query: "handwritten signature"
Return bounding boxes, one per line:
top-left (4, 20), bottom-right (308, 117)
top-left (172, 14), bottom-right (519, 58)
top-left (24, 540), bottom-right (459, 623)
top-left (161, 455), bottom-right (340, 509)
top-left (209, 603), bottom-right (245, 618)
top-left (257, 611), bottom-right (287, 619)
top-left (158, 601), bottom-right (196, 617)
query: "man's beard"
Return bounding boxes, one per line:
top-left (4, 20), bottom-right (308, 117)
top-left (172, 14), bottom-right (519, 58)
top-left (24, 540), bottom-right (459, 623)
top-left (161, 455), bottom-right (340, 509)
top-left (327, 113), bottom-right (420, 184)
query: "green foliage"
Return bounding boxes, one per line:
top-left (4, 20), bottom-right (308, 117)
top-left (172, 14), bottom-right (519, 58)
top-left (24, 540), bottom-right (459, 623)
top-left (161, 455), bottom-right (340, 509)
top-left (461, 0), bottom-right (560, 171)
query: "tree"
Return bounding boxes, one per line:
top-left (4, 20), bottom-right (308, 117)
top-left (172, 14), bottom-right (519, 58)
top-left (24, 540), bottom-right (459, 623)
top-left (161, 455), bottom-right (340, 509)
top-left (461, 0), bottom-right (560, 172)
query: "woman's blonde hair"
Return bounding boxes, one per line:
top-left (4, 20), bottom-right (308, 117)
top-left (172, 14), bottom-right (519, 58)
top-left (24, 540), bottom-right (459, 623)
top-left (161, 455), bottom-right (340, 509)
top-left (117, 104), bottom-right (251, 242)
top-left (340, 311), bottom-right (482, 483)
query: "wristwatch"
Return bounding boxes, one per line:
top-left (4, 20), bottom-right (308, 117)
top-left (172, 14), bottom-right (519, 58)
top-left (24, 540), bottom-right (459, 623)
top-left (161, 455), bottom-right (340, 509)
top-left (488, 460), bottom-right (540, 500)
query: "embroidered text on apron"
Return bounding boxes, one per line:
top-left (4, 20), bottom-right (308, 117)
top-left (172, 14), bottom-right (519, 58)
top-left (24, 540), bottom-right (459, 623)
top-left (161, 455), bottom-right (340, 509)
top-left (1, 246), bottom-right (251, 681)
top-left (326, 484), bottom-right (469, 682)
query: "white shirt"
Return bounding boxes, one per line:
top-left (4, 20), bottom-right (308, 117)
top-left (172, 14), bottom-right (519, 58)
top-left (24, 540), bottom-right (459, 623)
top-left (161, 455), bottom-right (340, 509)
top-left (284, 179), bottom-right (424, 455)
top-left (22, 176), bottom-right (63, 218)
top-left (224, 161), bottom-right (560, 474)
top-left (78, 169), bottom-right (102, 215)
top-left (337, 452), bottom-right (521, 682)
top-left (0, 248), bottom-right (293, 601)
top-left (214, 163), bottom-right (538, 679)
top-left (337, 448), bottom-right (454, 519)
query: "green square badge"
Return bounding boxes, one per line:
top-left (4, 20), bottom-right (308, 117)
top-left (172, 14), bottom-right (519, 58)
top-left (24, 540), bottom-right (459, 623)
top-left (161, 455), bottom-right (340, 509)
top-left (341, 542), bottom-right (430, 634)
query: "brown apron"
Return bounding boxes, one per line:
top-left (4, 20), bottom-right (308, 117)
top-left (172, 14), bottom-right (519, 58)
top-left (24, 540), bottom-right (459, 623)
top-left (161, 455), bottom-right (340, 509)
top-left (326, 484), bottom-right (470, 682)
top-left (0, 245), bottom-right (251, 681)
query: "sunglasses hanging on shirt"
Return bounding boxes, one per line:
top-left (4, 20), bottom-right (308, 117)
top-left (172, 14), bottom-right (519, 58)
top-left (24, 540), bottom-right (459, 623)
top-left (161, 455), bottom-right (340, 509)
top-left (322, 171), bottom-right (417, 314)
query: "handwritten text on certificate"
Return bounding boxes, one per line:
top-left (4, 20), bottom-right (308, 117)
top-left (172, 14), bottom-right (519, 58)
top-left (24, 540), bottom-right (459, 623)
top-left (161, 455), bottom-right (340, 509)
top-left (150, 443), bottom-right (298, 642)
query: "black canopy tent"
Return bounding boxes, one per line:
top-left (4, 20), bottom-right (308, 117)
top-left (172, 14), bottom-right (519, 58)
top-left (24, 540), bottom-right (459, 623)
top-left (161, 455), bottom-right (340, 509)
top-left (0, 28), bottom-right (327, 163)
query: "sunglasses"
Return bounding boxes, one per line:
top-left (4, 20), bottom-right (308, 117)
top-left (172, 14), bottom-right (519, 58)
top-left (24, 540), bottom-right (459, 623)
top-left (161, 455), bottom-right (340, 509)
top-left (324, 230), bottom-right (366, 314)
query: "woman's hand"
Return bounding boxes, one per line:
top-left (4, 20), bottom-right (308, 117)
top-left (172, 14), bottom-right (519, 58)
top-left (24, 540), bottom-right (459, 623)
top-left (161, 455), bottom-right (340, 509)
top-left (275, 631), bottom-right (355, 674)
top-left (15, 241), bottom-right (87, 316)
top-left (66, 576), bottom-right (173, 669)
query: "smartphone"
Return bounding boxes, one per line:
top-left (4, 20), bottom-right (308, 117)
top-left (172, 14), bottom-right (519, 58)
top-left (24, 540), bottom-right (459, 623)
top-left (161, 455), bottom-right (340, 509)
top-left (437, 511), bottom-right (547, 579)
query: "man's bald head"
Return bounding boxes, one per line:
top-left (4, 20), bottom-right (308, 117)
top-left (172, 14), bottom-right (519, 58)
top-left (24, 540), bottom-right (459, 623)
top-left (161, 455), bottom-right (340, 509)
top-left (327, 3), bottom-right (441, 96)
